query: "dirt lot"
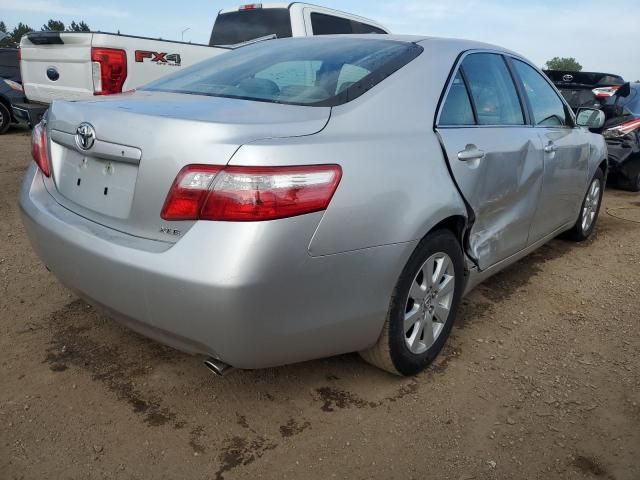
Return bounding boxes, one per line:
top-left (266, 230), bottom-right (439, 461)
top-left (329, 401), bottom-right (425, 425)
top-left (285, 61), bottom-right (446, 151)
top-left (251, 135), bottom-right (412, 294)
top-left (1, 126), bottom-right (639, 480)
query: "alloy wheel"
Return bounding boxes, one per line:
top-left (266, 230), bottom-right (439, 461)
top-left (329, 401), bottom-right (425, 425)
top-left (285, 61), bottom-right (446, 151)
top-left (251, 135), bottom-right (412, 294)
top-left (581, 178), bottom-right (601, 232)
top-left (404, 252), bottom-right (455, 354)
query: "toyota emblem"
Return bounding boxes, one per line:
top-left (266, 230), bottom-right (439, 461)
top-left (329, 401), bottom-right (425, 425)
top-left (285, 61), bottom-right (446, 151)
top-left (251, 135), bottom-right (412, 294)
top-left (75, 123), bottom-right (96, 151)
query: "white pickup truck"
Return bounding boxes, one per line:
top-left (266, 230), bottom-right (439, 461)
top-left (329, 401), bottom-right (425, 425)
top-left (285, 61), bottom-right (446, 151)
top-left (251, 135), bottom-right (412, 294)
top-left (14, 3), bottom-right (388, 125)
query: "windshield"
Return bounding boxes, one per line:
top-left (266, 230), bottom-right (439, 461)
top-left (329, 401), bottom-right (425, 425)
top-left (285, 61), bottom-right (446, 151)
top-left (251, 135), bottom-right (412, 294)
top-left (210, 9), bottom-right (293, 46)
top-left (143, 38), bottom-right (423, 107)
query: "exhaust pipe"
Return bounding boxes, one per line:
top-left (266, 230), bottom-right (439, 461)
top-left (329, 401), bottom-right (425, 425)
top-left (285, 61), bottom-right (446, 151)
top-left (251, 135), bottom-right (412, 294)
top-left (204, 358), bottom-right (234, 377)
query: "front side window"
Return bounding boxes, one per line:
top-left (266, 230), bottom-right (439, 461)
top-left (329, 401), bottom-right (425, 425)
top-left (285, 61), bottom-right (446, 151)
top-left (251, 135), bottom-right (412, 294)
top-left (461, 53), bottom-right (524, 126)
top-left (513, 60), bottom-right (570, 127)
top-left (439, 71), bottom-right (475, 126)
top-left (143, 38), bottom-right (423, 107)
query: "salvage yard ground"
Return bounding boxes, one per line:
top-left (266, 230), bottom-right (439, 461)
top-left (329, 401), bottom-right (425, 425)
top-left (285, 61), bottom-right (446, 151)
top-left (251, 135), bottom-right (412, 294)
top-left (1, 126), bottom-right (639, 479)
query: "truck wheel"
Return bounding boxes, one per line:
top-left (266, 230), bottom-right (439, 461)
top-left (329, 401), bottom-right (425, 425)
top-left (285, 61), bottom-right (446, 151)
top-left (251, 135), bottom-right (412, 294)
top-left (566, 168), bottom-right (604, 241)
top-left (0, 103), bottom-right (11, 134)
top-left (360, 229), bottom-right (464, 376)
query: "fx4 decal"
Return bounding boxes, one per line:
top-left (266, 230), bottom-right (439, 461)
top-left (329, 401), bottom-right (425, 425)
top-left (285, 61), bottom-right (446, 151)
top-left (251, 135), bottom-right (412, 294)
top-left (135, 50), bottom-right (182, 66)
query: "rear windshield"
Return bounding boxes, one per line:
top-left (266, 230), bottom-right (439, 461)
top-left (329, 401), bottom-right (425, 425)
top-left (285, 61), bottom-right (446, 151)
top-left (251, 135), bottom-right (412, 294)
top-left (210, 9), bottom-right (293, 46)
top-left (143, 38), bottom-right (423, 107)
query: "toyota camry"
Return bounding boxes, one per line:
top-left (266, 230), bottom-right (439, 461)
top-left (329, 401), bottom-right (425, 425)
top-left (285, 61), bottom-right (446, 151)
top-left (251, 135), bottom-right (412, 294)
top-left (20, 35), bottom-right (607, 376)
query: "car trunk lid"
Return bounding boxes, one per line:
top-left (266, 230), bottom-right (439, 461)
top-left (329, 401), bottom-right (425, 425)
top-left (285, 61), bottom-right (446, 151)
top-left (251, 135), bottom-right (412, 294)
top-left (44, 91), bottom-right (331, 242)
top-left (543, 70), bottom-right (625, 112)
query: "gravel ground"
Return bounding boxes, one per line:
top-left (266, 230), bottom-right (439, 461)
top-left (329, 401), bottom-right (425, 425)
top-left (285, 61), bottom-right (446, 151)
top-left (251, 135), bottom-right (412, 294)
top-left (1, 126), bottom-right (639, 480)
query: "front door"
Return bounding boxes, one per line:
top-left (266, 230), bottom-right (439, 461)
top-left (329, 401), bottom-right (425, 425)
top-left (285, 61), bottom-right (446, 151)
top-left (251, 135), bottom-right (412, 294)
top-left (510, 59), bottom-right (590, 239)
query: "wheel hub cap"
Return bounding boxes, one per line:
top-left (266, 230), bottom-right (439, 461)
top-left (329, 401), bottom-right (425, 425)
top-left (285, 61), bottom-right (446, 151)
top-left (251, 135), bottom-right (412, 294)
top-left (404, 252), bottom-right (456, 355)
top-left (581, 178), bottom-right (601, 232)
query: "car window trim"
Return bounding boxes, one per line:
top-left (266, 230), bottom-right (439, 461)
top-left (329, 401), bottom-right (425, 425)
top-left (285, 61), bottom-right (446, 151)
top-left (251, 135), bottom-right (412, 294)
top-left (506, 55), bottom-right (577, 129)
top-left (436, 49), bottom-right (529, 129)
top-left (503, 56), bottom-right (533, 126)
top-left (458, 67), bottom-right (479, 125)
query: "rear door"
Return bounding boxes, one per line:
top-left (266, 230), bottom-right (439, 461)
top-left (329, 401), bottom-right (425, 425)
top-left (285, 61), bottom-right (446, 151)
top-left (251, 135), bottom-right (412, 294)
top-left (436, 52), bottom-right (544, 270)
top-left (511, 59), bottom-right (590, 239)
top-left (20, 32), bottom-right (94, 103)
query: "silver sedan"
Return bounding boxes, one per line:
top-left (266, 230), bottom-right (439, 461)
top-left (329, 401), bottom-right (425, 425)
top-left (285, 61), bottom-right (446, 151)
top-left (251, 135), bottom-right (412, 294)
top-left (20, 35), bottom-right (607, 376)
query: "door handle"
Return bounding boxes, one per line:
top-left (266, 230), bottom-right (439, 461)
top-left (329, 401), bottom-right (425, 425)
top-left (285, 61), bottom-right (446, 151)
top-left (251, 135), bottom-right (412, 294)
top-left (457, 145), bottom-right (485, 162)
top-left (544, 143), bottom-right (558, 154)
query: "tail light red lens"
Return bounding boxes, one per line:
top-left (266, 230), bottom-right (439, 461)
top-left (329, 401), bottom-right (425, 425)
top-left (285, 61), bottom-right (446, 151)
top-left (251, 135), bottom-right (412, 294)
top-left (592, 86), bottom-right (621, 98)
top-left (91, 47), bottom-right (127, 95)
top-left (31, 122), bottom-right (51, 177)
top-left (603, 118), bottom-right (640, 139)
top-left (161, 164), bottom-right (342, 222)
top-left (161, 165), bottom-right (224, 220)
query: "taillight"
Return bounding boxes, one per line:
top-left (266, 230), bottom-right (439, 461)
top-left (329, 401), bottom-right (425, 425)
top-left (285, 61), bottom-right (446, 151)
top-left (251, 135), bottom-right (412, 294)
top-left (603, 118), bottom-right (640, 139)
top-left (161, 164), bottom-right (342, 222)
top-left (160, 165), bottom-right (224, 220)
top-left (592, 86), bottom-right (621, 98)
top-left (31, 121), bottom-right (51, 177)
top-left (240, 4), bottom-right (263, 10)
top-left (91, 47), bottom-right (127, 95)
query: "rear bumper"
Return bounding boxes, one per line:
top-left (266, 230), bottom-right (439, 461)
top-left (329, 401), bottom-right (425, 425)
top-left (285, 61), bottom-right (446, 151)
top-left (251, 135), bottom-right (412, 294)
top-left (12, 101), bottom-right (48, 126)
top-left (19, 166), bottom-right (411, 369)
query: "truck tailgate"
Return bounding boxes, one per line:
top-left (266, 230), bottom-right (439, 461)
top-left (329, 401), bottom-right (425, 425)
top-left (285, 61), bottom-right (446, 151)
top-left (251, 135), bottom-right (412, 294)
top-left (21, 31), bottom-right (225, 105)
top-left (21, 32), bottom-right (94, 103)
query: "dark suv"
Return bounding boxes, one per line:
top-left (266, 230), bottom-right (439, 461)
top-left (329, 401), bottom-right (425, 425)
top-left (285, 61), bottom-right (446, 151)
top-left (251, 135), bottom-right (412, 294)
top-left (0, 48), bottom-right (26, 134)
top-left (543, 70), bottom-right (625, 111)
top-left (545, 71), bottom-right (640, 191)
top-left (601, 83), bottom-right (640, 191)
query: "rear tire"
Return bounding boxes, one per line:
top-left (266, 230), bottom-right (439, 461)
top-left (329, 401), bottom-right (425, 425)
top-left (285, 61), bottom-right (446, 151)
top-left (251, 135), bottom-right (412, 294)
top-left (566, 168), bottom-right (604, 242)
top-left (627, 172), bottom-right (640, 193)
top-left (360, 229), bottom-right (464, 376)
top-left (0, 103), bottom-right (11, 135)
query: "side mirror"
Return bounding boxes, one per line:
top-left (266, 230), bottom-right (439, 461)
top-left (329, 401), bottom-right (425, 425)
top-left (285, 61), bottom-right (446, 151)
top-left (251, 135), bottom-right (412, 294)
top-left (576, 108), bottom-right (605, 131)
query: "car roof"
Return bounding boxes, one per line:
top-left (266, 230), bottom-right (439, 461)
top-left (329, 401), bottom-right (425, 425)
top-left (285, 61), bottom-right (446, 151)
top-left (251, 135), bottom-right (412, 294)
top-left (290, 34), bottom-right (520, 55)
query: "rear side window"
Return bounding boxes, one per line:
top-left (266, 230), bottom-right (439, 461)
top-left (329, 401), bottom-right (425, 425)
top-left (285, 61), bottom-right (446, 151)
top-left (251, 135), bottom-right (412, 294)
top-left (351, 21), bottom-right (386, 34)
top-left (461, 53), bottom-right (524, 126)
top-left (513, 60), bottom-right (569, 127)
top-left (311, 13), bottom-right (352, 34)
top-left (210, 9), bottom-right (293, 45)
top-left (439, 71), bottom-right (475, 125)
top-left (310, 13), bottom-right (385, 35)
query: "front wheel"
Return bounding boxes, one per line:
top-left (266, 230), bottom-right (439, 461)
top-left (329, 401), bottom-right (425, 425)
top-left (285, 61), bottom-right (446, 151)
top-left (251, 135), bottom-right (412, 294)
top-left (566, 168), bottom-right (604, 242)
top-left (360, 229), bottom-right (464, 376)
